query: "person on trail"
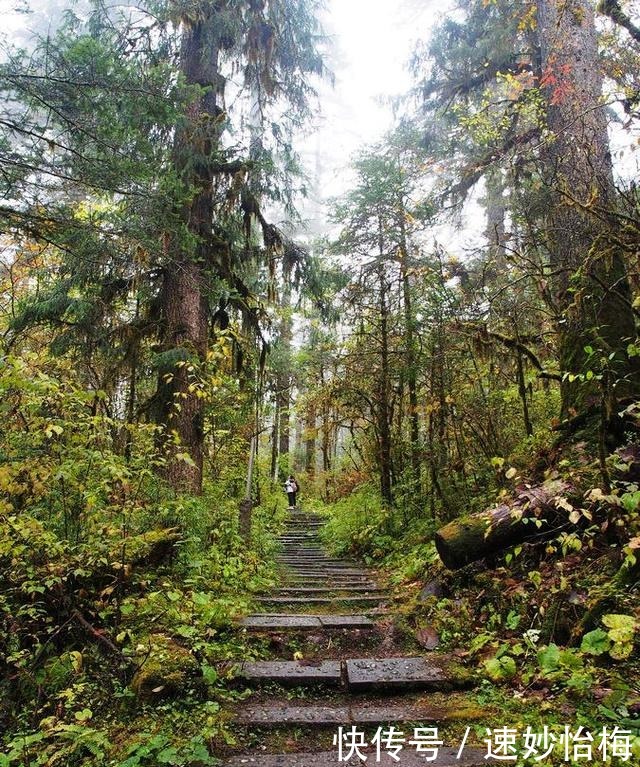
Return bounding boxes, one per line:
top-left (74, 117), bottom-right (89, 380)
top-left (284, 475), bottom-right (298, 509)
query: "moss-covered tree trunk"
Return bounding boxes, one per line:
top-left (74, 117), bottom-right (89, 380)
top-left (397, 199), bottom-right (421, 489)
top-left (435, 480), bottom-right (574, 569)
top-left (276, 283), bottom-right (293, 466)
top-left (156, 16), bottom-right (222, 493)
top-left (305, 402), bottom-right (316, 476)
top-left (376, 222), bottom-right (393, 508)
top-left (536, 0), bottom-right (639, 422)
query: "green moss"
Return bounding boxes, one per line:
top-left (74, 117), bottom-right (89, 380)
top-left (111, 527), bottom-right (182, 567)
top-left (437, 656), bottom-right (476, 688)
top-left (131, 634), bottom-right (201, 700)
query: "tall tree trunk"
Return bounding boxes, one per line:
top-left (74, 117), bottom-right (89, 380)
top-left (484, 168), bottom-right (507, 273)
top-left (397, 210), bottom-right (421, 487)
top-left (320, 365), bottom-right (332, 474)
top-left (270, 394), bottom-right (279, 482)
top-left (516, 345), bottom-right (534, 438)
top-left (156, 17), bottom-right (221, 493)
top-left (377, 220), bottom-right (393, 507)
top-left (304, 402), bottom-right (316, 476)
top-left (276, 284), bottom-right (293, 464)
top-left (536, 0), bottom-right (639, 422)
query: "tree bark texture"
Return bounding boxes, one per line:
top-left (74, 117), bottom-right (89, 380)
top-left (305, 403), bottom-right (317, 476)
top-left (277, 285), bottom-right (293, 462)
top-left (376, 256), bottom-right (393, 507)
top-left (536, 0), bottom-right (638, 420)
top-left (156, 16), bottom-right (222, 493)
top-left (397, 204), bottom-right (421, 487)
top-left (484, 168), bottom-right (507, 275)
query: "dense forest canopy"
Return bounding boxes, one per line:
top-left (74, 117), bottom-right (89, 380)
top-left (1, 0), bottom-right (640, 764)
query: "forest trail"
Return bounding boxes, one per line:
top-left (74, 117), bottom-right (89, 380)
top-left (225, 511), bottom-right (490, 766)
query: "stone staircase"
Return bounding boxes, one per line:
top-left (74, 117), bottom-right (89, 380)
top-left (227, 511), bottom-right (487, 766)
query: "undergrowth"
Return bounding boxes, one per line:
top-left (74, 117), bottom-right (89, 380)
top-left (318, 455), bottom-right (640, 760)
top-left (0, 354), bottom-right (287, 765)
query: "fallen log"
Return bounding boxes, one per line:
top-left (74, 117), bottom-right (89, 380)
top-left (435, 479), bottom-right (575, 570)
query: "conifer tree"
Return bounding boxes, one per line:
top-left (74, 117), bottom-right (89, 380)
top-left (1, 0), bottom-right (327, 493)
top-left (411, 0), bottom-right (640, 432)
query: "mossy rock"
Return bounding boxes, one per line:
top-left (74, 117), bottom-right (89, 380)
top-left (110, 527), bottom-right (182, 568)
top-left (131, 634), bottom-right (201, 700)
top-left (439, 656), bottom-right (476, 688)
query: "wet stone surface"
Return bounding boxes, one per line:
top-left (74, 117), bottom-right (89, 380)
top-left (237, 703), bottom-right (348, 725)
top-left (259, 595), bottom-right (387, 605)
top-left (240, 615), bottom-right (322, 629)
top-left (240, 614), bottom-right (374, 631)
top-left (236, 699), bottom-right (482, 726)
top-left (345, 657), bottom-right (451, 691)
top-left (318, 615), bottom-right (373, 628)
top-left (274, 586), bottom-right (384, 594)
top-left (229, 512), bottom-right (474, 766)
top-left (238, 660), bottom-right (342, 686)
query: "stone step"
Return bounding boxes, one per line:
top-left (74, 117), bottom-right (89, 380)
top-left (277, 559), bottom-right (358, 566)
top-left (237, 660), bottom-right (342, 686)
top-left (240, 614), bottom-right (374, 630)
top-left (234, 656), bottom-right (468, 692)
top-left (226, 749), bottom-right (490, 766)
top-left (241, 615), bottom-right (325, 629)
top-left (279, 539), bottom-right (321, 544)
top-left (282, 568), bottom-right (370, 575)
top-left (279, 553), bottom-right (326, 558)
top-left (273, 586), bottom-right (384, 594)
top-left (345, 657), bottom-right (468, 691)
top-left (285, 520), bottom-right (324, 525)
top-left (284, 524), bottom-right (323, 529)
top-left (286, 581), bottom-right (380, 589)
top-left (278, 549), bottom-right (327, 559)
top-left (286, 575), bottom-right (376, 582)
top-left (277, 563), bottom-right (360, 568)
top-left (277, 553), bottom-right (336, 557)
top-left (235, 698), bottom-right (483, 726)
top-left (258, 595), bottom-right (388, 605)
top-left (284, 525), bottom-right (323, 529)
top-left (283, 531), bottom-right (323, 535)
top-left (279, 573), bottom-right (374, 580)
top-left (285, 571), bottom-right (372, 578)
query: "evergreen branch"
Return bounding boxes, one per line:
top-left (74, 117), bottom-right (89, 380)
top-left (424, 54), bottom-right (532, 104)
top-left (471, 325), bottom-right (562, 382)
top-left (4, 71), bottom-right (173, 98)
top-left (0, 118), bottom-right (120, 168)
top-left (598, 0), bottom-right (640, 43)
top-left (442, 127), bottom-right (538, 203)
top-left (0, 155), bottom-right (146, 197)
